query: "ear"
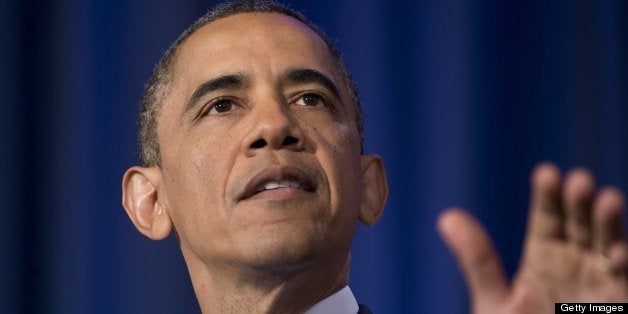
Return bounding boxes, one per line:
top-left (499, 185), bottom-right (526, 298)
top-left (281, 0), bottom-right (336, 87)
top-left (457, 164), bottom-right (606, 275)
top-left (122, 166), bottom-right (172, 240)
top-left (358, 155), bottom-right (388, 226)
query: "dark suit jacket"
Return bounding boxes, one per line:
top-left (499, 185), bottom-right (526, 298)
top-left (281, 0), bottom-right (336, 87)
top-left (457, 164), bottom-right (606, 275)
top-left (358, 304), bottom-right (372, 314)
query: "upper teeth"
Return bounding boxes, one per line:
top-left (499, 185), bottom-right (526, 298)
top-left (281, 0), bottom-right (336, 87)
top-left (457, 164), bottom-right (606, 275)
top-left (260, 180), bottom-right (301, 191)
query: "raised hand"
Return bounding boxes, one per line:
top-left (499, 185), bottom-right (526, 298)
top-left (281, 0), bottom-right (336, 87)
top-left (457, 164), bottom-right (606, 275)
top-left (438, 163), bottom-right (627, 313)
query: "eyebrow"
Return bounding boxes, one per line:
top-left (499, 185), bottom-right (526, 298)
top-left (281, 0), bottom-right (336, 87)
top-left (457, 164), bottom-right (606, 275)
top-left (284, 68), bottom-right (341, 99)
top-left (185, 73), bottom-right (248, 112)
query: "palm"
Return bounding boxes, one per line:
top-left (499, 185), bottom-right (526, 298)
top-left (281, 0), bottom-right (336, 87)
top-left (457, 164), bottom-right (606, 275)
top-left (497, 240), bottom-right (626, 313)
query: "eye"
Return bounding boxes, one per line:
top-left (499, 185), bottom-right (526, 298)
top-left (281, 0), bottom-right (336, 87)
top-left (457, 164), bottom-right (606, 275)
top-left (204, 99), bottom-right (235, 116)
top-left (295, 93), bottom-right (325, 107)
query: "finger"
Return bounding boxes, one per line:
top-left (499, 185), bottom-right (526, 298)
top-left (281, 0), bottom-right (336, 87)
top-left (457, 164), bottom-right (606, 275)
top-left (592, 187), bottom-right (624, 253)
top-left (608, 243), bottom-right (628, 274)
top-left (526, 162), bottom-right (564, 240)
top-left (437, 208), bottom-right (508, 303)
top-left (563, 168), bottom-right (595, 247)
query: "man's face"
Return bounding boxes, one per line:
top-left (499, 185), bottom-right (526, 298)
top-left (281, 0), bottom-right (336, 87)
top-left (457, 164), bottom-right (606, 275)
top-left (155, 12), bottom-right (366, 269)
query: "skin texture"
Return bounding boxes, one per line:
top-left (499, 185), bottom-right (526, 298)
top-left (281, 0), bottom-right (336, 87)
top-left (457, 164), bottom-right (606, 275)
top-left (122, 13), bottom-right (387, 313)
top-left (122, 10), bottom-right (628, 314)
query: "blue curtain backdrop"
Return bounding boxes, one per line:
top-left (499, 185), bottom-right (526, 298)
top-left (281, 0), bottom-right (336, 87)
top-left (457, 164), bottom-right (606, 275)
top-left (2, 1), bottom-right (627, 313)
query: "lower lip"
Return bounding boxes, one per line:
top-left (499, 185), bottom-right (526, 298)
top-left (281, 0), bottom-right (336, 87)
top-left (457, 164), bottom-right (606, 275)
top-left (245, 187), bottom-right (311, 201)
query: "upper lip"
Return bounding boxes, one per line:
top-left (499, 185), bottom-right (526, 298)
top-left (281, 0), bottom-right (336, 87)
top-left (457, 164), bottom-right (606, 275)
top-left (238, 165), bottom-right (316, 201)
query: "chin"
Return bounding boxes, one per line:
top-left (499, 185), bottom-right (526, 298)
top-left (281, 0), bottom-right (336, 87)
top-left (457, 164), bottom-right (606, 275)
top-left (240, 226), bottom-right (328, 270)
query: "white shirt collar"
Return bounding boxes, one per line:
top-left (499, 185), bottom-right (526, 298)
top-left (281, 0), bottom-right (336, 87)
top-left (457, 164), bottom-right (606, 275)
top-left (304, 286), bottom-right (359, 314)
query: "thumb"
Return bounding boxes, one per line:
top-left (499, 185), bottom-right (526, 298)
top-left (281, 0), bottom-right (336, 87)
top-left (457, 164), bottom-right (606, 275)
top-left (437, 208), bottom-right (509, 306)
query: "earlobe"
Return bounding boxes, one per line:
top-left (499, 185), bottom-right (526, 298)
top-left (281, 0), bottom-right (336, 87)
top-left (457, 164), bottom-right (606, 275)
top-left (358, 155), bottom-right (388, 226)
top-left (122, 166), bottom-right (172, 240)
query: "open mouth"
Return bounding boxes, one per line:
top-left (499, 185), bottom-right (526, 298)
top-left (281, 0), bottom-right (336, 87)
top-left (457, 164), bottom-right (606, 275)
top-left (239, 166), bottom-right (316, 201)
top-left (256, 179), bottom-right (303, 192)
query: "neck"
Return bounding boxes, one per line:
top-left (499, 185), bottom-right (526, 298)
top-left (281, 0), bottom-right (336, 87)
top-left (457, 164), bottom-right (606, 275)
top-left (183, 250), bottom-right (351, 313)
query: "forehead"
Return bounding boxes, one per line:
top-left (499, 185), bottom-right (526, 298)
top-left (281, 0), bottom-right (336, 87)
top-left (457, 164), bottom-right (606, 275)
top-left (171, 12), bottom-right (338, 88)
top-left (187, 12), bottom-right (325, 51)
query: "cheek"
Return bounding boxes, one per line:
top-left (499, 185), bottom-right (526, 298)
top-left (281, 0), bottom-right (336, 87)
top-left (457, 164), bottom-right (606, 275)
top-left (302, 110), bottom-right (360, 153)
top-left (162, 132), bottom-right (239, 231)
top-left (309, 120), bottom-right (362, 217)
top-left (186, 134), bottom-right (238, 204)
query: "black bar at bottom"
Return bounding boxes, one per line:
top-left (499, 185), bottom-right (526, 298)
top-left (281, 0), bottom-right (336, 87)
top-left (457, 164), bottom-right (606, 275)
top-left (556, 303), bottom-right (627, 313)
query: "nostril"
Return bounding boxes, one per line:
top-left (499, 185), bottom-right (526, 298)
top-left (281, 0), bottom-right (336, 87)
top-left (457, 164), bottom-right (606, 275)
top-left (282, 136), bottom-right (298, 146)
top-left (251, 139), bottom-right (267, 149)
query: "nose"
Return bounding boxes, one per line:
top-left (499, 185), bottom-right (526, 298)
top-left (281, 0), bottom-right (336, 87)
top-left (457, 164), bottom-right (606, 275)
top-left (241, 100), bottom-right (305, 156)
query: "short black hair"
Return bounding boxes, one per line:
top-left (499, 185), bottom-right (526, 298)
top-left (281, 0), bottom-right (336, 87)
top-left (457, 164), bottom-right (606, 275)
top-left (138, 0), bottom-right (363, 166)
